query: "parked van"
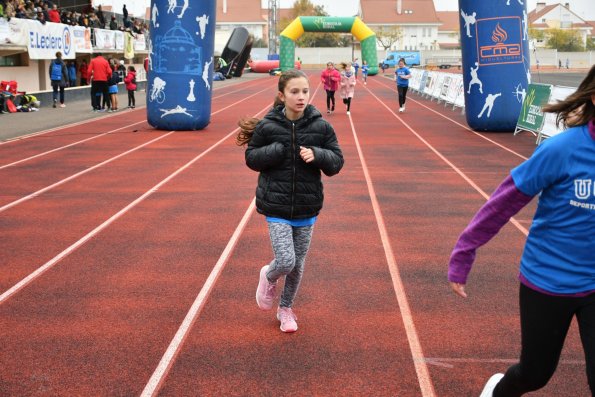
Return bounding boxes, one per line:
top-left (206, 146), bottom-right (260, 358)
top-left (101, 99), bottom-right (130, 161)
top-left (381, 51), bottom-right (421, 68)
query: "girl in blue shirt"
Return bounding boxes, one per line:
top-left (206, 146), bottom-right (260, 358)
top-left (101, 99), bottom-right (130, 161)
top-left (449, 65), bottom-right (595, 396)
top-left (395, 58), bottom-right (411, 113)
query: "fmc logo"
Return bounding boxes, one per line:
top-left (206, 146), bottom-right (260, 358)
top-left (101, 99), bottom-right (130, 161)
top-left (476, 17), bottom-right (523, 66)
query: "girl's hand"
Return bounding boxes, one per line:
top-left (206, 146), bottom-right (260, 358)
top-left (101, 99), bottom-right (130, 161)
top-left (300, 146), bottom-right (315, 163)
top-left (449, 282), bottom-right (468, 298)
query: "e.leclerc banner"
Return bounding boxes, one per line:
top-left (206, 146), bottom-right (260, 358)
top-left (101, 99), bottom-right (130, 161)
top-left (516, 83), bottom-right (552, 133)
top-left (26, 20), bottom-right (74, 59)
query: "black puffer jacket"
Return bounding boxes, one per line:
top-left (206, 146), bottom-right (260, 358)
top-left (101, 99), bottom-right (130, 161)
top-left (246, 104), bottom-right (344, 219)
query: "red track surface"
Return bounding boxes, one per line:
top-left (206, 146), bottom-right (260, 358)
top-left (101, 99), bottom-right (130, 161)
top-left (0, 73), bottom-right (587, 396)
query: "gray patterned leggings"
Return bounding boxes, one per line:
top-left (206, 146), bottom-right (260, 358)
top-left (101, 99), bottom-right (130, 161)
top-left (265, 222), bottom-right (314, 308)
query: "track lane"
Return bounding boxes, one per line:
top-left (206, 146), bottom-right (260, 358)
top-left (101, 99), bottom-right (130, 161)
top-left (353, 75), bottom-right (588, 396)
top-left (0, 76), bottom-right (268, 165)
top-left (0, 102), bottom-right (276, 395)
top-left (0, 81), bottom-right (279, 294)
top-left (0, 81), bottom-right (274, 209)
top-left (157, 84), bottom-right (424, 396)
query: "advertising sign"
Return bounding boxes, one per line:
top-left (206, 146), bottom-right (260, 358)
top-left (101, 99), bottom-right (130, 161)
top-left (27, 20), bottom-right (74, 59)
top-left (516, 83), bottom-right (551, 133)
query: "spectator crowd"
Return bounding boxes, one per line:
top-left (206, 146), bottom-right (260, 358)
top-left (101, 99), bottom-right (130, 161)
top-left (0, 1), bottom-right (148, 35)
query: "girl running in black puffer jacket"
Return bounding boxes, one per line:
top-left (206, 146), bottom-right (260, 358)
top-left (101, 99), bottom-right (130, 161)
top-left (237, 69), bottom-right (344, 333)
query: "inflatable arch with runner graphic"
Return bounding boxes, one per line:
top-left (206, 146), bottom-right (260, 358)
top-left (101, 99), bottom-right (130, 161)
top-left (279, 16), bottom-right (379, 76)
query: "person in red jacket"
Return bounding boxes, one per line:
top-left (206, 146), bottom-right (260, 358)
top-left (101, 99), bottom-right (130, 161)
top-left (320, 62), bottom-right (341, 114)
top-left (87, 52), bottom-right (112, 111)
top-left (79, 60), bottom-right (89, 85)
top-left (123, 65), bottom-right (137, 109)
top-left (48, 4), bottom-right (61, 23)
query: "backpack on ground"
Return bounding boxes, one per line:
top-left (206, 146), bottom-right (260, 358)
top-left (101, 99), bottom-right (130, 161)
top-left (50, 61), bottom-right (63, 81)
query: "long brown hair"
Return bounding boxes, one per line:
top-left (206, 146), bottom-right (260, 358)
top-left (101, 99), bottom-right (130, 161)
top-left (542, 64), bottom-right (595, 128)
top-left (236, 69), bottom-right (309, 146)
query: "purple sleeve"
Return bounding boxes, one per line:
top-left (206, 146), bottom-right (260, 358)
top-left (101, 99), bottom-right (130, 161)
top-left (448, 175), bottom-right (534, 284)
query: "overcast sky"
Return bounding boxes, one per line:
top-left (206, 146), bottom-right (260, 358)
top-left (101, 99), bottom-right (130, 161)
top-left (99, 1), bottom-right (594, 21)
top-left (264, 0), bottom-right (594, 20)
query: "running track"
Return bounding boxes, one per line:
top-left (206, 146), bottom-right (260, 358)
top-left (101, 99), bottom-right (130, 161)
top-left (0, 72), bottom-right (587, 396)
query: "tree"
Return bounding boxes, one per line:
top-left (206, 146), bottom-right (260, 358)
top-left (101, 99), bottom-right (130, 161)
top-left (278, 0), bottom-right (344, 47)
top-left (545, 28), bottom-right (584, 51)
top-left (374, 26), bottom-right (403, 51)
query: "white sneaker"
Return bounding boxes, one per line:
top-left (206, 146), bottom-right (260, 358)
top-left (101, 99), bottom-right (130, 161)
top-left (346, 111), bottom-right (350, 115)
top-left (399, 107), bottom-right (404, 113)
top-left (479, 373), bottom-right (504, 397)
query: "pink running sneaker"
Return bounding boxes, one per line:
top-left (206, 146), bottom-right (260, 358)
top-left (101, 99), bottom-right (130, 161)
top-left (256, 265), bottom-right (277, 310)
top-left (277, 307), bottom-right (298, 333)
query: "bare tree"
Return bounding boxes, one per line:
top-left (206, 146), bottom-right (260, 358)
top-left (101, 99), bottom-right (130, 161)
top-left (374, 26), bottom-right (403, 51)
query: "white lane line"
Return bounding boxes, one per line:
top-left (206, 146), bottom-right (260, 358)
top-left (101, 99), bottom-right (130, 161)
top-left (347, 113), bottom-right (437, 397)
top-left (0, 112), bottom-right (128, 145)
top-left (140, 80), bottom-right (324, 397)
top-left (364, 87), bottom-right (529, 236)
top-left (140, 199), bottom-right (256, 397)
top-left (0, 80), bottom-right (267, 168)
top-left (424, 357), bottom-right (585, 368)
top-left (0, 120), bottom-right (147, 170)
top-left (0, 85), bottom-right (274, 214)
top-left (0, 78), bottom-right (266, 146)
top-left (0, 132), bottom-right (174, 213)
top-left (371, 79), bottom-right (529, 161)
top-left (0, 101), bottom-right (274, 306)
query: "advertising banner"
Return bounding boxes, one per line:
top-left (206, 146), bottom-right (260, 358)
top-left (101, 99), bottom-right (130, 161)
top-left (124, 31), bottom-right (135, 59)
top-left (134, 33), bottom-right (146, 51)
top-left (0, 18), bottom-right (29, 46)
top-left (26, 20), bottom-right (74, 59)
top-left (94, 28), bottom-right (116, 50)
top-left (115, 30), bottom-right (124, 50)
top-left (539, 85), bottom-right (575, 141)
top-left (72, 26), bottom-right (92, 53)
top-left (516, 83), bottom-right (551, 133)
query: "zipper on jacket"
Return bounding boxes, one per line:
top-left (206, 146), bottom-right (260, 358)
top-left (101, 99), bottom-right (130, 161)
top-left (290, 121), bottom-right (296, 219)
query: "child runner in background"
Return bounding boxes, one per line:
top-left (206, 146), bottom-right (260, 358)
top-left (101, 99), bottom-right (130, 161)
top-left (361, 60), bottom-right (369, 85)
top-left (124, 65), bottom-right (137, 109)
top-left (352, 58), bottom-right (360, 80)
top-left (395, 58), bottom-right (411, 113)
top-left (107, 62), bottom-right (119, 112)
top-left (237, 69), bottom-right (344, 333)
top-left (448, 65), bottom-right (595, 397)
top-left (320, 62), bottom-right (341, 114)
top-left (339, 62), bottom-right (356, 115)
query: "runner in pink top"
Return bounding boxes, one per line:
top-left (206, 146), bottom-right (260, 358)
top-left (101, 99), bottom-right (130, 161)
top-left (320, 62), bottom-right (341, 114)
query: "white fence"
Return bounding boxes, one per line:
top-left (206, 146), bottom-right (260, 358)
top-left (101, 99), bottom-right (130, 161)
top-left (407, 68), bottom-right (577, 144)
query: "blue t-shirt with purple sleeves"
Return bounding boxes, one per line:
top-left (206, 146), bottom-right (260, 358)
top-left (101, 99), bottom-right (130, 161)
top-left (395, 67), bottom-right (410, 86)
top-left (511, 124), bottom-right (595, 294)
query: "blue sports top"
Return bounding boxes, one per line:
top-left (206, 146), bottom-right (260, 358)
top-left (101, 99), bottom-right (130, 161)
top-left (395, 67), bottom-right (410, 86)
top-left (511, 124), bottom-right (595, 294)
top-left (266, 216), bottom-right (317, 227)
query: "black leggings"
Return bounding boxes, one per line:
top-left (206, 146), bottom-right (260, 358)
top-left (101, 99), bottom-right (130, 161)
top-left (128, 90), bottom-right (135, 107)
top-left (494, 284), bottom-right (595, 396)
top-left (397, 85), bottom-right (408, 107)
top-left (325, 90), bottom-right (336, 110)
top-left (342, 97), bottom-right (352, 111)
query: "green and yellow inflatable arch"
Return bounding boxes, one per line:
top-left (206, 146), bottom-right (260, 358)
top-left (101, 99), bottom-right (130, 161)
top-left (280, 16), bottom-right (379, 76)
